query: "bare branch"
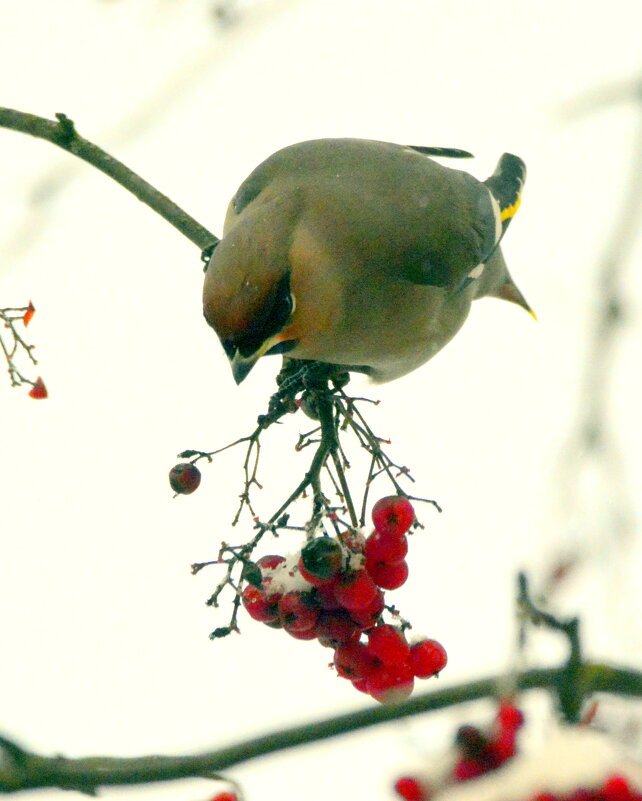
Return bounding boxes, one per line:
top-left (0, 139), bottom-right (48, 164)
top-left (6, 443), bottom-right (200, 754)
top-left (0, 108), bottom-right (218, 252)
top-left (0, 664), bottom-right (639, 795)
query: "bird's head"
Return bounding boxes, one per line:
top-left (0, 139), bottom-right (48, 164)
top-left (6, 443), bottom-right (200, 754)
top-left (202, 224), bottom-right (298, 384)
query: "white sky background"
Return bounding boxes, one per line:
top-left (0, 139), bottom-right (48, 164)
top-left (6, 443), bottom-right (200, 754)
top-left (1, 1), bottom-right (641, 800)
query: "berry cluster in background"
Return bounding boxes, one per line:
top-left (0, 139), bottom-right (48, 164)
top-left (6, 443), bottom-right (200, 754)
top-left (394, 703), bottom-right (642, 801)
top-left (241, 496), bottom-right (447, 703)
top-left (528, 776), bottom-right (642, 801)
top-left (394, 700), bottom-right (525, 800)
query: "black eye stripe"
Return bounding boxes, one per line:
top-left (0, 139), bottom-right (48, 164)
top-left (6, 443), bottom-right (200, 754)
top-left (234, 271), bottom-right (294, 357)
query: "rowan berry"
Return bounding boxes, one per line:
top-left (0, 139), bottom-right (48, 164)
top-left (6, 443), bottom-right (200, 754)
top-left (334, 569), bottom-right (379, 610)
top-left (28, 377), bottom-right (48, 399)
top-left (256, 554), bottom-right (286, 571)
top-left (367, 624), bottom-right (410, 666)
top-left (372, 496), bottom-right (415, 537)
top-left (241, 585), bottom-right (278, 623)
top-left (603, 775), bottom-right (634, 801)
top-left (409, 639), bottom-right (447, 678)
top-left (169, 462), bottom-right (201, 494)
top-left (367, 558), bottom-right (409, 590)
top-left (452, 758), bottom-right (486, 782)
top-left (496, 700), bottom-right (525, 731)
top-left (315, 609), bottom-right (360, 647)
top-left (367, 662), bottom-right (414, 704)
top-left (278, 591), bottom-right (319, 632)
top-left (365, 530), bottom-right (408, 564)
top-left (333, 641), bottom-right (379, 679)
top-left (394, 776), bottom-right (426, 801)
top-left (348, 589), bottom-right (385, 629)
top-left (299, 537), bottom-right (343, 585)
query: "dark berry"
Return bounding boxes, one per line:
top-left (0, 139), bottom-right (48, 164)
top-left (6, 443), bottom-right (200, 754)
top-left (169, 462), bottom-right (201, 494)
top-left (298, 538), bottom-right (344, 588)
top-left (315, 609), bottom-right (360, 647)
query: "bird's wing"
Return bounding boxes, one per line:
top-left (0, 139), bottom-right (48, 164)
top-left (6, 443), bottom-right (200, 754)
top-left (229, 138), bottom-right (501, 289)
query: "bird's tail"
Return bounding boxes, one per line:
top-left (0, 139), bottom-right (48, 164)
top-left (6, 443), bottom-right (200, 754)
top-left (484, 153), bottom-right (527, 239)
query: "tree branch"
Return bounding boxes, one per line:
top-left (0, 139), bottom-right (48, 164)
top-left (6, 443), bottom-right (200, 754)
top-left (0, 108), bottom-right (218, 252)
top-left (0, 663), bottom-right (640, 795)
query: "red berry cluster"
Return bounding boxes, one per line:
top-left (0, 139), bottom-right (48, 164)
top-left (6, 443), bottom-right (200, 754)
top-left (394, 701), bottom-right (525, 800)
top-left (530, 775), bottom-right (641, 801)
top-left (241, 496), bottom-right (447, 703)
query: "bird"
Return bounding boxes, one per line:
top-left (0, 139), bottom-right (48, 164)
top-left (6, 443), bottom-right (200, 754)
top-left (202, 137), bottom-right (532, 384)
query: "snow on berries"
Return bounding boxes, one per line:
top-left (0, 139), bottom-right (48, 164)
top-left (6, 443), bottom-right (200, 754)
top-left (394, 720), bottom-right (642, 801)
top-left (169, 462), bottom-right (201, 494)
top-left (238, 496), bottom-right (447, 704)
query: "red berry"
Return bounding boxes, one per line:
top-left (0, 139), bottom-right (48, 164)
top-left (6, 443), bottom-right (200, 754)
top-left (315, 609), bottom-right (360, 647)
top-left (241, 585), bottom-right (278, 623)
top-left (334, 641), bottom-right (380, 679)
top-left (394, 776), bottom-right (426, 801)
top-left (531, 795), bottom-right (559, 801)
top-left (496, 700), bottom-right (524, 732)
top-left (452, 758), bottom-right (486, 782)
top-left (372, 496), bottom-right (415, 537)
top-left (256, 554), bottom-right (286, 571)
top-left (365, 530), bottom-right (408, 564)
top-left (367, 624), bottom-right (410, 666)
top-left (367, 559), bottom-right (409, 590)
top-left (285, 624), bottom-right (318, 640)
top-left (210, 793), bottom-right (237, 801)
top-left (28, 376), bottom-right (48, 399)
top-left (278, 591), bottom-right (319, 632)
top-left (334, 570), bottom-right (379, 610)
top-left (603, 776), bottom-right (634, 801)
top-left (169, 462), bottom-right (201, 494)
top-left (23, 301), bottom-right (35, 327)
top-left (489, 729), bottom-right (518, 762)
top-left (409, 639), bottom-right (447, 678)
top-left (348, 588), bottom-right (385, 629)
top-left (351, 675), bottom-right (370, 693)
top-left (315, 583), bottom-right (342, 610)
top-left (367, 662), bottom-right (414, 704)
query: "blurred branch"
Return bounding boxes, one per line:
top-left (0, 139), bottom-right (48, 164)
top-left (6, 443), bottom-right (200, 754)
top-left (517, 572), bottom-right (583, 723)
top-left (0, 0), bottom-right (305, 265)
top-left (0, 663), bottom-right (640, 795)
top-left (0, 108), bottom-right (217, 252)
top-left (548, 82), bottom-right (642, 594)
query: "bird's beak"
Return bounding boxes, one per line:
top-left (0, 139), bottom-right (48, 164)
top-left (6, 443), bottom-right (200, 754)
top-left (228, 333), bottom-right (287, 384)
top-left (230, 349), bottom-right (260, 385)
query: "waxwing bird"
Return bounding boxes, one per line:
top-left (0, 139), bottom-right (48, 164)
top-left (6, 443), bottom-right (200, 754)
top-left (203, 138), bottom-right (532, 384)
